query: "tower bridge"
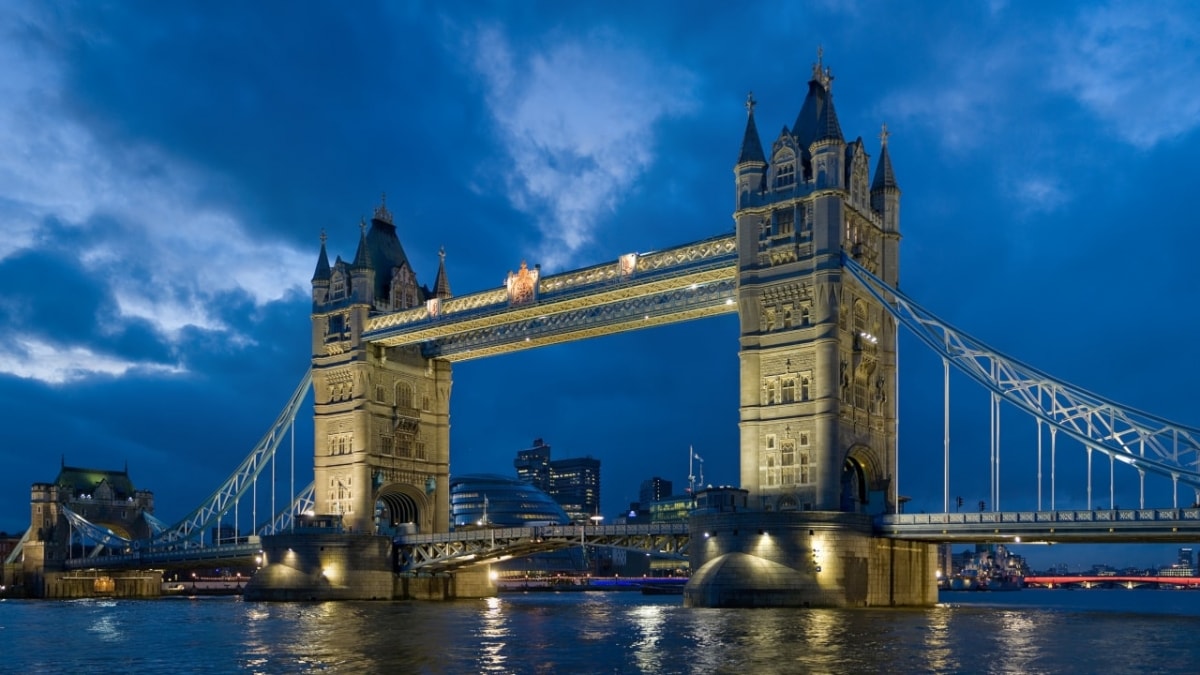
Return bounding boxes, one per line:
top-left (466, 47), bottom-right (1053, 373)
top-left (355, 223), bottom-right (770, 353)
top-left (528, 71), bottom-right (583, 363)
top-left (10, 54), bottom-right (1200, 607)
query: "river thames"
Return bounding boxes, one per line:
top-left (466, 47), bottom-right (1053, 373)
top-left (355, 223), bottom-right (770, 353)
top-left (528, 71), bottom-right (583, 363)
top-left (3, 589), bottom-right (1200, 673)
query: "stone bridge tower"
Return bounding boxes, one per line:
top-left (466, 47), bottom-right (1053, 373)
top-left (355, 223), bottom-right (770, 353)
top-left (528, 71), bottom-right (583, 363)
top-left (686, 55), bottom-right (931, 609)
top-left (310, 197), bottom-right (452, 535)
top-left (733, 55), bottom-right (901, 515)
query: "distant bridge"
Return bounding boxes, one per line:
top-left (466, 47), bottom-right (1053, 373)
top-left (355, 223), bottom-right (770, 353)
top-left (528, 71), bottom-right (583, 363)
top-left (1024, 575), bottom-right (1200, 589)
top-left (878, 508), bottom-right (1200, 543)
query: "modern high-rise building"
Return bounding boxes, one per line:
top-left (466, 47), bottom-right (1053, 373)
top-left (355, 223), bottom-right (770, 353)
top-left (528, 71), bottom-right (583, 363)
top-left (514, 438), bottom-right (552, 492)
top-left (548, 456), bottom-right (601, 522)
top-left (513, 439), bottom-right (601, 522)
top-left (639, 477), bottom-right (673, 507)
top-left (1178, 547), bottom-right (1194, 570)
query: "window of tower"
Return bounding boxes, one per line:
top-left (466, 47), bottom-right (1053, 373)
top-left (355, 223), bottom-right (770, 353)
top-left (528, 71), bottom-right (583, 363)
top-left (776, 208), bottom-right (794, 236)
top-left (330, 272), bottom-right (346, 300)
top-left (853, 300), bottom-right (868, 336)
top-left (774, 162), bottom-right (795, 189)
top-left (799, 452), bottom-right (811, 484)
top-left (783, 303), bottom-right (794, 328)
top-left (781, 439), bottom-right (796, 485)
top-left (396, 382), bottom-right (415, 411)
top-left (800, 375), bottom-right (811, 401)
top-left (781, 377), bottom-right (796, 403)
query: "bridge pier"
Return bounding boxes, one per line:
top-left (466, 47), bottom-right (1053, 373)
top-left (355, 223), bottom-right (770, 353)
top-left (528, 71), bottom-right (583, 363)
top-left (244, 532), bottom-right (498, 601)
top-left (397, 567), bottom-right (496, 601)
top-left (683, 510), bottom-right (936, 608)
top-left (244, 533), bottom-right (395, 601)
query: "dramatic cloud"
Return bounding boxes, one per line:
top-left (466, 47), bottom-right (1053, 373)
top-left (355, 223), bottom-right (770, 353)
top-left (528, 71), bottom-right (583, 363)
top-left (883, 2), bottom-right (1200, 154)
top-left (0, 6), bottom-right (312, 377)
top-left (467, 26), bottom-right (697, 269)
top-left (1050, 3), bottom-right (1200, 148)
top-left (0, 336), bottom-right (182, 384)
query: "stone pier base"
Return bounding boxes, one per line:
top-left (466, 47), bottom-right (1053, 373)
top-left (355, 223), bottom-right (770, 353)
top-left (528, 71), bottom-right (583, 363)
top-left (683, 511), bottom-right (936, 608)
top-left (243, 533), bottom-right (497, 601)
top-left (396, 566), bottom-right (496, 600)
top-left (244, 533), bottom-right (395, 601)
top-left (37, 569), bottom-right (162, 599)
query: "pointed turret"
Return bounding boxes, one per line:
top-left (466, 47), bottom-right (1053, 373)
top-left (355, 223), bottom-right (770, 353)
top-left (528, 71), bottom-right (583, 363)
top-left (350, 218), bottom-right (376, 304)
top-left (312, 230), bottom-right (331, 283)
top-left (792, 48), bottom-right (842, 148)
top-left (813, 93), bottom-right (844, 144)
top-left (352, 219), bottom-right (372, 270)
top-left (871, 123), bottom-right (901, 237)
top-left (735, 93), bottom-right (768, 209)
top-left (737, 93), bottom-right (766, 166)
top-left (871, 124), bottom-right (899, 192)
top-left (433, 247), bottom-right (452, 299)
top-left (312, 230), bottom-right (332, 306)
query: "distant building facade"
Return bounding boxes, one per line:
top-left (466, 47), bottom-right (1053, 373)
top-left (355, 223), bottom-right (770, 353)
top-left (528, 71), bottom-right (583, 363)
top-left (8, 462), bottom-right (156, 595)
top-left (639, 477), bottom-right (672, 507)
top-left (513, 439), bottom-right (552, 493)
top-left (549, 457), bottom-right (601, 522)
top-left (512, 439), bottom-right (601, 522)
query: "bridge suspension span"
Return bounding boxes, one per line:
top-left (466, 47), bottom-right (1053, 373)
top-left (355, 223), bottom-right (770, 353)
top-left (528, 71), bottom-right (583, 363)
top-left (843, 254), bottom-right (1200, 511)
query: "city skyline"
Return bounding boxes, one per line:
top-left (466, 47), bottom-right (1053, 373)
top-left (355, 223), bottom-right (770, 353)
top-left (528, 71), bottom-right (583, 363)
top-left (2, 2), bottom-right (1200, 569)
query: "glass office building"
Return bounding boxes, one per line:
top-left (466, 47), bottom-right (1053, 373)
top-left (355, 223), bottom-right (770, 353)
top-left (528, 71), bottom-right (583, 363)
top-left (449, 474), bottom-right (571, 528)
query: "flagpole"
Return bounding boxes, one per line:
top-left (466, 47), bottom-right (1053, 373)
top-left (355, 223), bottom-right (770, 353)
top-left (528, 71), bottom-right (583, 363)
top-left (688, 445), bottom-right (694, 495)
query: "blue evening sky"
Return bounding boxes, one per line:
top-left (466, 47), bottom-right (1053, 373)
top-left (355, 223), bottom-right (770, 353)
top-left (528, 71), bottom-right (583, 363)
top-left (2, 1), bottom-right (1199, 571)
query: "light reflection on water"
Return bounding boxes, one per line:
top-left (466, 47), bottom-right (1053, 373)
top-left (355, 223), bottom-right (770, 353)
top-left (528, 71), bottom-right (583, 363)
top-left (3, 590), bottom-right (1200, 673)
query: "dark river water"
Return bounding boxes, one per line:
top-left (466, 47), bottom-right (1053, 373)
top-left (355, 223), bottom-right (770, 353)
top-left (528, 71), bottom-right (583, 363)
top-left (3, 589), bottom-right (1200, 673)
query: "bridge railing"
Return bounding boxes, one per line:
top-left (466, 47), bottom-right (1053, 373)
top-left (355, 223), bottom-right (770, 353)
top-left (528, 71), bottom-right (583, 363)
top-left (882, 508), bottom-right (1200, 526)
top-left (397, 522), bottom-right (690, 545)
top-left (365, 234), bottom-right (737, 337)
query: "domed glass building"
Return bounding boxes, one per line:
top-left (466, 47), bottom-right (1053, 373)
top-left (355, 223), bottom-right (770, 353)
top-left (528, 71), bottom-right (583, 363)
top-left (449, 474), bottom-right (570, 528)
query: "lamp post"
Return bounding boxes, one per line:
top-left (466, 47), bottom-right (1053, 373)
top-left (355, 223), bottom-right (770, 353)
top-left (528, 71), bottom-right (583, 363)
top-left (587, 515), bottom-right (603, 574)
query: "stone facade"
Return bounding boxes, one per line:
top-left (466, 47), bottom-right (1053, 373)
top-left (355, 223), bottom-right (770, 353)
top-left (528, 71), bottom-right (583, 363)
top-left (311, 199), bottom-right (453, 535)
top-left (734, 56), bottom-right (901, 515)
top-left (16, 464), bottom-right (155, 598)
top-left (685, 499), bottom-right (936, 608)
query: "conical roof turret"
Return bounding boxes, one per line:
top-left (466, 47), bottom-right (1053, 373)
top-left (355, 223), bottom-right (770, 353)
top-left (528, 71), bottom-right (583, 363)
top-left (736, 93), bottom-right (766, 165)
top-left (352, 219), bottom-right (372, 270)
top-left (433, 247), bottom-right (452, 299)
top-left (312, 230), bottom-right (331, 283)
top-left (871, 124), bottom-right (899, 192)
top-left (792, 48), bottom-right (843, 147)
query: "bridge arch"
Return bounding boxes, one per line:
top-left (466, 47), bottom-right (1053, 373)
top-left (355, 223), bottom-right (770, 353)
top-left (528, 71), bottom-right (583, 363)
top-left (374, 483), bottom-right (429, 536)
top-left (842, 444), bottom-right (881, 513)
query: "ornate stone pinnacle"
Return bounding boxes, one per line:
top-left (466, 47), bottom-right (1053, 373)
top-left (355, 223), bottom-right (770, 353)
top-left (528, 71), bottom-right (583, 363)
top-left (813, 45), bottom-right (833, 91)
top-left (373, 192), bottom-right (393, 224)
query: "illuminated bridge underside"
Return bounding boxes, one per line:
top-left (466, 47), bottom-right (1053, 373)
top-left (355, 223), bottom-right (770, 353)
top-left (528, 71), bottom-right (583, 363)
top-left (396, 524), bottom-right (690, 574)
top-left (63, 542), bottom-right (263, 571)
top-left (366, 236), bottom-right (737, 361)
top-left (879, 508), bottom-right (1200, 543)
